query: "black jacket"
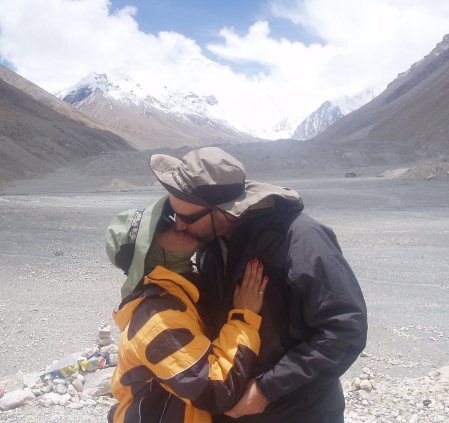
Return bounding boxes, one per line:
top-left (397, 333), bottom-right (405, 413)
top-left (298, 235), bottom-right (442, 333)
top-left (196, 197), bottom-right (368, 423)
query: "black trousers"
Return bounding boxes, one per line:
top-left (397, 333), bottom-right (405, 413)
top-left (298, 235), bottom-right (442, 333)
top-left (213, 408), bottom-right (344, 423)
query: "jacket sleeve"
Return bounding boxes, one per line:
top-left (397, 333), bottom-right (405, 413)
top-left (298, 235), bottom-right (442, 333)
top-left (256, 215), bottom-right (368, 401)
top-left (130, 306), bottom-right (261, 414)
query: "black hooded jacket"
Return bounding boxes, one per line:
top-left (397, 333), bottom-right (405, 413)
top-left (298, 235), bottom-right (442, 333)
top-left (196, 197), bottom-right (368, 422)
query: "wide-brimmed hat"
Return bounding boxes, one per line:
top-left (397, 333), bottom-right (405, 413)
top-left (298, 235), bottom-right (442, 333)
top-left (149, 147), bottom-right (300, 217)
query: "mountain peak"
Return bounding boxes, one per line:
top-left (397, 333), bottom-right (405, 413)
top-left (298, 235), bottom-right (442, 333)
top-left (292, 88), bottom-right (378, 141)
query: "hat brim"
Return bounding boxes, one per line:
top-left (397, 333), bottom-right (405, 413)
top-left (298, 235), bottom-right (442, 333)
top-left (150, 153), bottom-right (300, 217)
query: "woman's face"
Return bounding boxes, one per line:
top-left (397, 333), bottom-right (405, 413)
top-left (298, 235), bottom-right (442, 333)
top-left (155, 228), bottom-right (200, 252)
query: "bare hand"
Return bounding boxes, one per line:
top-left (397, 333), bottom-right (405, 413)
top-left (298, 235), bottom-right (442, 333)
top-left (224, 378), bottom-right (270, 417)
top-left (233, 258), bottom-right (268, 314)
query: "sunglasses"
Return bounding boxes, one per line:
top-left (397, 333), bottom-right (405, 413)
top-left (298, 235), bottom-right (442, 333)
top-left (174, 208), bottom-right (212, 225)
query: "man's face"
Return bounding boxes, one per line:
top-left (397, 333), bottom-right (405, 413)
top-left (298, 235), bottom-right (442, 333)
top-left (169, 194), bottom-right (218, 243)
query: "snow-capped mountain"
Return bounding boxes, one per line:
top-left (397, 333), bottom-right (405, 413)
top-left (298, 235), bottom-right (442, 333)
top-left (291, 88), bottom-right (380, 141)
top-left (55, 70), bottom-right (259, 149)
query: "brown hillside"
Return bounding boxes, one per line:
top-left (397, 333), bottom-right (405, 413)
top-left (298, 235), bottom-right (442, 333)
top-left (311, 35), bottom-right (449, 157)
top-left (0, 78), bottom-right (134, 184)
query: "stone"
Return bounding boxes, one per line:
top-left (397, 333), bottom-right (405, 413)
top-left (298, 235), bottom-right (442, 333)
top-left (22, 372), bottom-right (42, 389)
top-left (0, 371), bottom-right (25, 392)
top-left (0, 389), bottom-right (36, 411)
top-left (76, 374), bottom-right (85, 383)
top-left (67, 384), bottom-right (77, 396)
top-left (66, 402), bottom-right (84, 409)
top-left (362, 367), bottom-right (371, 375)
top-left (53, 384), bottom-right (67, 395)
top-left (359, 380), bottom-right (373, 391)
top-left (71, 379), bottom-right (83, 392)
top-left (42, 392), bottom-right (61, 405)
top-left (53, 378), bottom-right (66, 385)
top-left (84, 398), bottom-right (97, 406)
top-left (96, 337), bottom-right (115, 346)
top-left (41, 384), bottom-right (52, 393)
top-left (69, 372), bottom-right (80, 382)
top-left (38, 397), bottom-right (53, 407)
top-left (83, 367), bottom-right (115, 397)
top-left (358, 388), bottom-right (383, 403)
top-left (59, 393), bottom-right (71, 406)
top-left (352, 377), bottom-right (362, 390)
top-left (108, 353), bottom-right (119, 367)
top-left (437, 365), bottom-right (449, 382)
top-left (100, 344), bottom-right (119, 356)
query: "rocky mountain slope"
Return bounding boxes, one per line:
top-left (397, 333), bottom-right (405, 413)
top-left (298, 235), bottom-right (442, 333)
top-left (292, 88), bottom-right (378, 141)
top-left (0, 69), bottom-right (134, 185)
top-left (56, 71), bottom-right (260, 150)
top-left (310, 34), bottom-right (449, 157)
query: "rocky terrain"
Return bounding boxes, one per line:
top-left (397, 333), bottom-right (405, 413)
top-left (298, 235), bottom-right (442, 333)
top-left (1, 172), bottom-right (448, 422)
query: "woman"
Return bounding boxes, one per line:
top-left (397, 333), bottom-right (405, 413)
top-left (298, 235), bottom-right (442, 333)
top-left (111, 227), bottom-right (268, 423)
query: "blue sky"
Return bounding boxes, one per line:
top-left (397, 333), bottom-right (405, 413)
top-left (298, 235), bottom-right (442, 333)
top-left (108, 0), bottom-right (322, 75)
top-left (1, 0), bottom-right (449, 137)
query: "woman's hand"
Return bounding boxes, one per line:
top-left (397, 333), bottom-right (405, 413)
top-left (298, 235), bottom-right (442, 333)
top-left (233, 258), bottom-right (268, 314)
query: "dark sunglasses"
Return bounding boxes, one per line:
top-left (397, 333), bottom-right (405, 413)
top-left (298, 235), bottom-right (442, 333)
top-left (174, 208), bottom-right (212, 225)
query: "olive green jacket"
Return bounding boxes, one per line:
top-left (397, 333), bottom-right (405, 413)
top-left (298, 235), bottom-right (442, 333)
top-left (105, 195), bottom-right (167, 298)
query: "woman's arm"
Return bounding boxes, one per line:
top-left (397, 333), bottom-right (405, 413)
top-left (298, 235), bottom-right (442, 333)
top-left (130, 260), bottom-right (267, 414)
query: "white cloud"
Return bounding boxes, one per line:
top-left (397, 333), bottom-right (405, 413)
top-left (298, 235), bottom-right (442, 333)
top-left (1, 0), bottom-right (449, 138)
top-left (0, 0), bottom-right (200, 93)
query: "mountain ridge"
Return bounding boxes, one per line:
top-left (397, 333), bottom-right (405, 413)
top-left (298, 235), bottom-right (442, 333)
top-left (55, 71), bottom-right (262, 149)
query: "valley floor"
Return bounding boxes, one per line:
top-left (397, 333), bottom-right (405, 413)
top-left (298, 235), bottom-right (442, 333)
top-left (0, 173), bottom-right (448, 421)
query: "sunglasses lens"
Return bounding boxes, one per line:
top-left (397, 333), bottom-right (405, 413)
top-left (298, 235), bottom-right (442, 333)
top-left (175, 209), bottom-right (211, 224)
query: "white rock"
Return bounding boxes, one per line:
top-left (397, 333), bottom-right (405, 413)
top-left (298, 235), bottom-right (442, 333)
top-left (362, 367), bottom-right (371, 375)
top-left (101, 344), bottom-right (118, 356)
top-left (71, 379), bottom-right (83, 392)
top-left (41, 384), bottom-right (52, 393)
top-left (76, 374), bottom-right (85, 384)
top-left (66, 402), bottom-right (84, 409)
top-left (96, 337), bottom-right (115, 346)
top-left (53, 384), bottom-right (67, 395)
top-left (38, 398), bottom-right (53, 407)
top-left (22, 372), bottom-right (42, 389)
top-left (437, 365), bottom-right (449, 382)
top-left (0, 389), bottom-right (36, 411)
top-left (352, 377), bottom-right (362, 390)
top-left (42, 392), bottom-right (61, 405)
top-left (84, 399), bottom-right (97, 406)
top-left (359, 373), bottom-right (369, 380)
top-left (360, 380), bottom-right (373, 391)
top-left (83, 367), bottom-right (115, 397)
top-left (0, 371), bottom-right (25, 392)
top-left (108, 354), bottom-right (119, 367)
top-left (53, 378), bottom-right (66, 385)
top-left (59, 393), bottom-right (71, 406)
top-left (67, 384), bottom-right (77, 396)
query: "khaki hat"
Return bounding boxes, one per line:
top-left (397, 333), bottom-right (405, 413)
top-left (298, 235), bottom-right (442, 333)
top-left (149, 147), bottom-right (300, 217)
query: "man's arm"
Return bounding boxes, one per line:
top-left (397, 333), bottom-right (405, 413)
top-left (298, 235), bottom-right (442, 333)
top-left (227, 215), bottom-right (367, 416)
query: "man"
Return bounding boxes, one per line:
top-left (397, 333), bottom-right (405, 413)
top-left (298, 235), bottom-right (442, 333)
top-left (149, 147), bottom-right (368, 423)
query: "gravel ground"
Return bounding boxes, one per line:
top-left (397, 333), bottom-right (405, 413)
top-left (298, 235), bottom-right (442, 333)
top-left (0, 174), bottom-right (448, 421)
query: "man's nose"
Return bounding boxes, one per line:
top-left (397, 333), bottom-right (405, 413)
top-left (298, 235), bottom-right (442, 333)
top-left (173, 217), bottom-right (188, 231)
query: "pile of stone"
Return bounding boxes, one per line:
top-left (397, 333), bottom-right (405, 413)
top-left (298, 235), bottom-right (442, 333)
top-left (0, 322), bottom-right (118, 412)
top-left (343, 365), bottom-right (449, 422)
top-left (101, 179), bottom-right (137, 192)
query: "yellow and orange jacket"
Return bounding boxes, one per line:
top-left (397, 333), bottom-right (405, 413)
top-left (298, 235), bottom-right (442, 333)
top-left (111, 266), bottom-right (262, 423)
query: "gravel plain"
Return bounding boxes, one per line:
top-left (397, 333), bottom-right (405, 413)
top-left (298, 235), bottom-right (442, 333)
top-left (0, 171), bottom-right (448, 422)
